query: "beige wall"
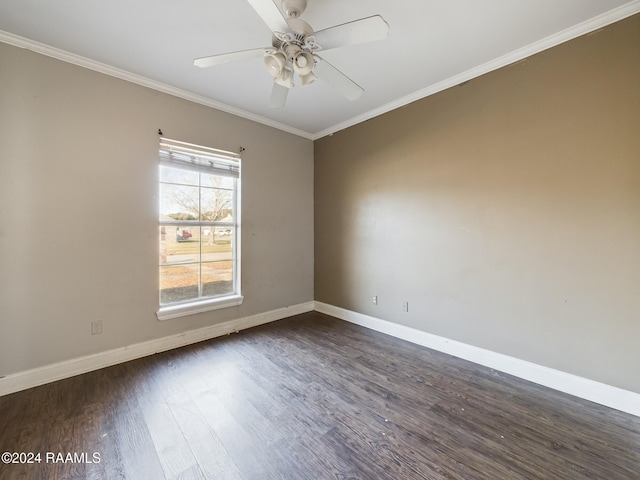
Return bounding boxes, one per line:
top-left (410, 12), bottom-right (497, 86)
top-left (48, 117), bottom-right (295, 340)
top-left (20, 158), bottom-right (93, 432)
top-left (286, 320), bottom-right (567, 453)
top-left (315, 15), bottom-right (640, 393)
top-left (1, 14), bottom-right (638, 395)
top-left (0, 42), bottom-right (314, 376)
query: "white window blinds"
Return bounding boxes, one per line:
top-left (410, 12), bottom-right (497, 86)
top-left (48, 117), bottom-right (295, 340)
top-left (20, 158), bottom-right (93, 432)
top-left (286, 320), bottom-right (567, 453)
top-left (159, 138), bottom-right (240, 178)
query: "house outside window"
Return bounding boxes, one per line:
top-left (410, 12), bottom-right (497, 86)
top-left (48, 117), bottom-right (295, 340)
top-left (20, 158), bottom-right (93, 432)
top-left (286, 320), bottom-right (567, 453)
top-left (157, 138), bottom-right (242, 320)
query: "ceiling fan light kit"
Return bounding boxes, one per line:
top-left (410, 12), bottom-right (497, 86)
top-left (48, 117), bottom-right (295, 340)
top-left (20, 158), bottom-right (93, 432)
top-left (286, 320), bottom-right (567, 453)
top-left (193, 0), bottom-right (389, 107)
top-left (293, 53), bottom-right (314, 77)
top-left (264, 51), bottom-right (287, 77)
top-left (274, 67), bottom-right (294, 88)
top-left (299, 71), bottom-right (317, 87)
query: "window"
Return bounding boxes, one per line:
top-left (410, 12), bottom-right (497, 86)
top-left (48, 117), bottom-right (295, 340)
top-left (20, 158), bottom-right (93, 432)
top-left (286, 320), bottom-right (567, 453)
top-left (157, 138), bottom-right (242, 320)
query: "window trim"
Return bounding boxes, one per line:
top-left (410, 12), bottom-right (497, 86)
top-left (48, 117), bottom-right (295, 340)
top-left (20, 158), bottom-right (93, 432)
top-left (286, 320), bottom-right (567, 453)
top-left (156, 294), bottom-right (244, 321)
top-left (156, 138), bottom-right (242, 320)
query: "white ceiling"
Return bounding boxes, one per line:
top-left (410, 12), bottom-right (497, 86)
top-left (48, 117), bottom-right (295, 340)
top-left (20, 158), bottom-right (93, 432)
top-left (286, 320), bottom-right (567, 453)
top-left (1, 0), bottom-right (638, 139)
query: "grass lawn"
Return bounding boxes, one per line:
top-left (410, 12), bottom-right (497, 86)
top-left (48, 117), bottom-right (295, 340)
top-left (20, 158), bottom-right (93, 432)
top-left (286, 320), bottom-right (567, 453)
top-left (165, 239), bottom-right (231, 255)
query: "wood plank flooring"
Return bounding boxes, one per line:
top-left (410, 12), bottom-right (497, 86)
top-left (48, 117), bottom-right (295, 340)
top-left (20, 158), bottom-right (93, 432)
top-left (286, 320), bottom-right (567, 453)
top-left (1, 312), bottom-right (638, 479)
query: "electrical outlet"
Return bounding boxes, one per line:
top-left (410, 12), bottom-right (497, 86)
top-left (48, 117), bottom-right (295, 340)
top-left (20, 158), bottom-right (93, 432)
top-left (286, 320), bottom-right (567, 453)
top-left (372, 295), bottom-right (378, 305)
top-left (91, 320), bottom-right (103, 335)
top-left (402, 301), bottom-right (409, 312)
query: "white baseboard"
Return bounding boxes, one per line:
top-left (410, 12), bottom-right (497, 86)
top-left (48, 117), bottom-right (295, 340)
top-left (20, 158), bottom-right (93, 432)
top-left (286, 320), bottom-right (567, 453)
top-left (314, 301), bottom-right (640, 417)
top-left (0, 301), bottom-right (314, 397)
top-left (4, 300), bottom-right (638, 418)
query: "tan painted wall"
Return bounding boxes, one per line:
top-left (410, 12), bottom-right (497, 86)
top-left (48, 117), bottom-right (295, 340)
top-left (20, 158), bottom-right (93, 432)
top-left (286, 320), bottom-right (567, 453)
top-left (0, 42), bottom-right (314, 376)
top-left (315, 15), bottom-right (640, 393)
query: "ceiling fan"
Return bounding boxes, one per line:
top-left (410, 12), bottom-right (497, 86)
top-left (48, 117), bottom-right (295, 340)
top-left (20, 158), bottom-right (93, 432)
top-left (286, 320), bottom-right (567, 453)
top-left (193, 0), bottom-right (389, 108)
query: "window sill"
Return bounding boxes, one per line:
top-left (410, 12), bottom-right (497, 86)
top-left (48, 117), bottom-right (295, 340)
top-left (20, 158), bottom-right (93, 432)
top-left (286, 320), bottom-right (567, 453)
top-left (156, 295), bottom-right (244, 321)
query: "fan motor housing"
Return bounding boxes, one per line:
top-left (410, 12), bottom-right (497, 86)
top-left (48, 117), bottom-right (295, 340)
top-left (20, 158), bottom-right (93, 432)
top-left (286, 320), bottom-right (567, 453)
top-left (281, 0), bottom-right (307, 18)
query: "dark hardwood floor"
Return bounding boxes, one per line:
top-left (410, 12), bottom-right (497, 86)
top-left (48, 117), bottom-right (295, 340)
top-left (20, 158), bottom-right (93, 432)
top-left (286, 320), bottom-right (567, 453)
top-left (1, 312), bottom-right (639, 479)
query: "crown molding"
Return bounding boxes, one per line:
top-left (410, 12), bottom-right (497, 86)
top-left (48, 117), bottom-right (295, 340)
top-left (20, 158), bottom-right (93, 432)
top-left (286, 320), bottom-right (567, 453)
top-left (2, 0), bottom-right (638, 141)
top-left (311, 0), bottom-right (640, 140)
top-left (0, 30), bottom-right (315, 140)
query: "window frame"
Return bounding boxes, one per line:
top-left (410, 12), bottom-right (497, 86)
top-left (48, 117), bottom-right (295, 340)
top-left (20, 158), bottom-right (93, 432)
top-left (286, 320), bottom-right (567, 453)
top-left (156, 139), bottom-right (243, 321)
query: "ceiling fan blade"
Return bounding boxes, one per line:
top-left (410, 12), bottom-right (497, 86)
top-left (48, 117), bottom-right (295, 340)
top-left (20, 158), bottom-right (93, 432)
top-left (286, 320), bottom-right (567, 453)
top-left (245, 0), bottom-right (289, 33)
top-left (269, 82), bottom-right (289, 108)
top-left (193, 48), bottom-right (268, 68)
top-left (313, 15), bottom-right (389, 51)
top-left (314, 56), bottom-right (364, 101)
